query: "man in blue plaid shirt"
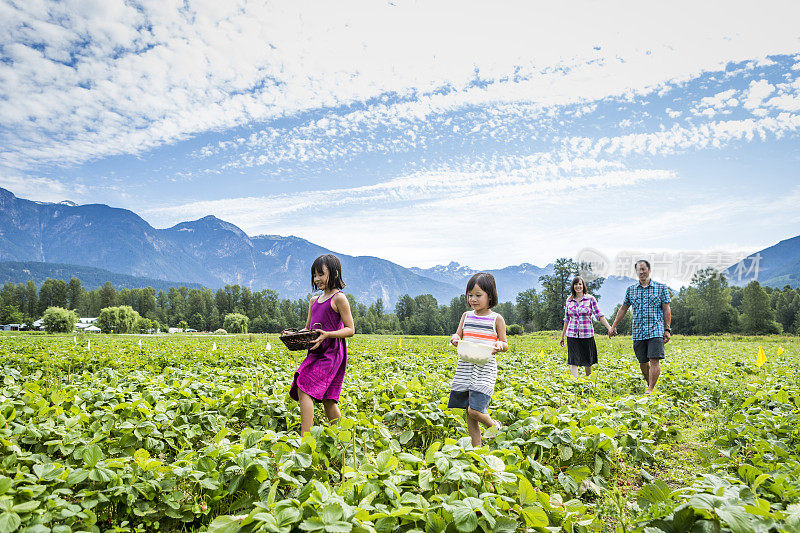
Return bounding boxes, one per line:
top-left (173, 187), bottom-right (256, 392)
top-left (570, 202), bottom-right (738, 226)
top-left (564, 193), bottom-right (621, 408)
top-left (610, 260), bottom-right (671, 394)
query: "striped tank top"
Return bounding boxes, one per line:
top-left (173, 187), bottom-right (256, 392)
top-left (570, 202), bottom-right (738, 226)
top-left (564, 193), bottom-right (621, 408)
top-left (450, 310), bottom-right (499, 396)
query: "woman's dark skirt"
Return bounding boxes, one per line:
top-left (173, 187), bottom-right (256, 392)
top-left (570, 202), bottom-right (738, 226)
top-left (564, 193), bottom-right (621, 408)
top-left (567, 336), bottom-right (598, 367)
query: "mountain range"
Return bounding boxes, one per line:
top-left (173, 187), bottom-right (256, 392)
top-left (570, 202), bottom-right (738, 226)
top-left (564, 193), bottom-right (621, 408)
top-left (0, 261), bottom-right (204, 292)
top-left (726, 235), bottom-right (800, 288)
top-left (1, 186), bottom-right (797, 313)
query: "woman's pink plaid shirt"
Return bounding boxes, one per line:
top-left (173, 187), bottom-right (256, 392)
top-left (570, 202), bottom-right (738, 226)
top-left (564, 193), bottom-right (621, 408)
top-left (563, 295), bottom-right (604, 338)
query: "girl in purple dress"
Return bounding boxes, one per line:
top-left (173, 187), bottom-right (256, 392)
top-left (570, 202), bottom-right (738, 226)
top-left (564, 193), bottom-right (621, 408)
top-left (289, 254), bottom-right (355, 435)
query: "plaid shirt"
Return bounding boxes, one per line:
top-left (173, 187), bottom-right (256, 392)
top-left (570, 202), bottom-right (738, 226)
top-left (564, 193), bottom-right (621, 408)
top-left (623, 280), bottom-right (671, 340)
top-left (563, 295), bottom-right (603, 338)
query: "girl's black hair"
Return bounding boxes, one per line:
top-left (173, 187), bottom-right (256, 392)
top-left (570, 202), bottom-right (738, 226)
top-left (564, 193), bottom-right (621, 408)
top-left (570, 276), bottom-right (588, 298)
top-left (311, 254), bottom-right (346, 291)
top-left (465, 272), bottom-right (498, 308)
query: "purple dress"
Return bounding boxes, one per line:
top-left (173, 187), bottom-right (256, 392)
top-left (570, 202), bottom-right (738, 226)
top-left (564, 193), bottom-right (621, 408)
top-left (290, 291), bottom-right (347, 402)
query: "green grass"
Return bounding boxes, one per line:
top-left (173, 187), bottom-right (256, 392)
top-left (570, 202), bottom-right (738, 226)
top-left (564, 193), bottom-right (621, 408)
top-left (0, 332), bottom-right (797, 532)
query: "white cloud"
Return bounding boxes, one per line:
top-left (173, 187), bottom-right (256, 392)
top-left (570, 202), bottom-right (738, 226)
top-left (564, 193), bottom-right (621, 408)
top-left (766, 94), bottom-right (800, 111)
top-left (2, 1), bottom-right (800, 169)
top-left (568, 111), bottom-right (800, 158)
top-left (0, 175), bottom-right (85, 202)
top-left (141, 151), bottom-right (675, 253)
top-left (239, 178), bottom-right (760, 270)
top-left (743, 79), bottom-right (775, 109)
top-left (699, 89), bottom-right (738, 110)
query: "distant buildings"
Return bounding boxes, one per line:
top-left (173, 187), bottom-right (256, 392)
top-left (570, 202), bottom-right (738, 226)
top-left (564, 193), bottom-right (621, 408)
top-left (74, 317), bottom-right (98, 331)
top-left (1, 317), bottom-right (99, 332)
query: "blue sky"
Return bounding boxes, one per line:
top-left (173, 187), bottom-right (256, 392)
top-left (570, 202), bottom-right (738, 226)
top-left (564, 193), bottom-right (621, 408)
top-left (2, 1), bottom-right (800, 281)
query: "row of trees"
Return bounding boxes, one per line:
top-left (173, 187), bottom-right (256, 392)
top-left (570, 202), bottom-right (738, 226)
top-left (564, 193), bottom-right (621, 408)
top-left (0, 278), bottom-right (308, 333)
top-left (39, 305), bottom-right (253, 334)
top-left (669, 268), bottom-right (789, 335)
top-left (0, 259), bottom-right (794, 336)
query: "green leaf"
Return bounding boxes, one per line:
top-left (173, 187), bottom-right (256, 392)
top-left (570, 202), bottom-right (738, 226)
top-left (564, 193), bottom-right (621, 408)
top-left (322, 503), bottom-right (343, 524)
top-left (83, 444), bottom-right (103, 467)
top-left (299, 517), bottom-right (326, 531)
top-left (492, 517), bottom-right (518, 533)
top-left (399, 430), bottom-right (414, 444)
top-left (637, 480), bottom-right (672, 508)
top-left (520, 506), bottom-right (548, 527)
top-left (752, 473), bottom-right (771, 491)
top-left (518, 477), bottom-right (537, 506)
top-left (785, 503), bottom-right (800, 528)
top-left (484, 455), bottom-right (505, 473)
top-left (374, 516), bottom-right (398, 533)
top-left (294, 452), bottom-right (312, 469)
top-left (425, 442), bottom-right (442, 464)
top-left (134, 448), bottom-right (151, 466)
top-left (207, 516), bottom-right (243, 533)
top-left (197, 456), bottom-right (216, 472)
top-left (337, 430), bottom-right (352, 442)
top-left (66, 468), bottom-right (90, 485)
top-left (452, 506), bottom-right (477, 532)
top-left (264, 480), bottom-right (279, 506)
top-left (558, 445), bottom-right (573, 461)
top-left (275, 504), bottom-right (301, 526)
top-left (0, 478), bottom-right (11, 496)
top-left (716, 505), bottom-right (754, 533)
top-left (245, 430), bottom-right (265, 448)
top-left (214, 427), bottom-right (229, 444)
top-left (0, 512), bottom-right (21, 533)
top-left (398, 452), bottom-right (423, 464)
top-left (419, 468), bottom-right (433, 491)
top-left (11, 501), bottom-right (39, 513)
top-left (566, 466), bottom-right (590, 483)
top-left (324, 522), bottom-right (352, 533)
top-left (376, 450), bottom-right (394, 471)
top-left (88, 466), bottom-right (115, 483)
top-left (558, 472), bottom-right (578, 494)
top-left (672, 506), bottom-right (696, 532)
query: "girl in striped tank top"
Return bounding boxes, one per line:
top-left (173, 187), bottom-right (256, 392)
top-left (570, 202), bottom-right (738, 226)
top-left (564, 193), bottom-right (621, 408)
top-left (449, 272), bottom-right (508, 447)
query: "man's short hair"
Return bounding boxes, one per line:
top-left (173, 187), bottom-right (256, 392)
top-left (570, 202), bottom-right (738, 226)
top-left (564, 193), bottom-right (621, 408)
top-left (635, 259), bottom-right (651, 270)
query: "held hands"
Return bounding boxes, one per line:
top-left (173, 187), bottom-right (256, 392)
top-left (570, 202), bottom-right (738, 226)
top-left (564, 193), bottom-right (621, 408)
top-left (608, 326), bottom-right (618, 338)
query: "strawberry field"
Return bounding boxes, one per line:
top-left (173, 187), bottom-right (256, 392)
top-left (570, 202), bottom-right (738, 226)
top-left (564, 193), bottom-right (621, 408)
top-left (0, 332), bottom-right (798, 533)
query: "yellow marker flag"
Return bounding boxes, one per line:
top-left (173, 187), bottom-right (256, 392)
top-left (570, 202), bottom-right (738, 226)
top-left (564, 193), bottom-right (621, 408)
top-left (777, 346), bottom-right (785, 357)
top-left (539, 349), bottom-right (545, 358)
top-left (399, 338), bottom-right (403, 349)
top-left (756, 346), bottom-right (766, 367)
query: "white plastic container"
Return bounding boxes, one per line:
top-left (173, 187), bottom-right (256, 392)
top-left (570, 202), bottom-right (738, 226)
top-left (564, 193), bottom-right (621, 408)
top-left (456, 340), bottom-right (494, 365)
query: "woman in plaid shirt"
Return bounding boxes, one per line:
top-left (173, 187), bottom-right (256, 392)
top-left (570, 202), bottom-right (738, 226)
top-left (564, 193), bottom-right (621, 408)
top-left (560, 276), bottom-right (612, 377)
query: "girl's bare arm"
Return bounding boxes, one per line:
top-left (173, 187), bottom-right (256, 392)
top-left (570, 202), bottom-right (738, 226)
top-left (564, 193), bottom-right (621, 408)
top-left (493, 314), bottom-right (508, 353)
top-left (451, 312), bottom-right (466, 346)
